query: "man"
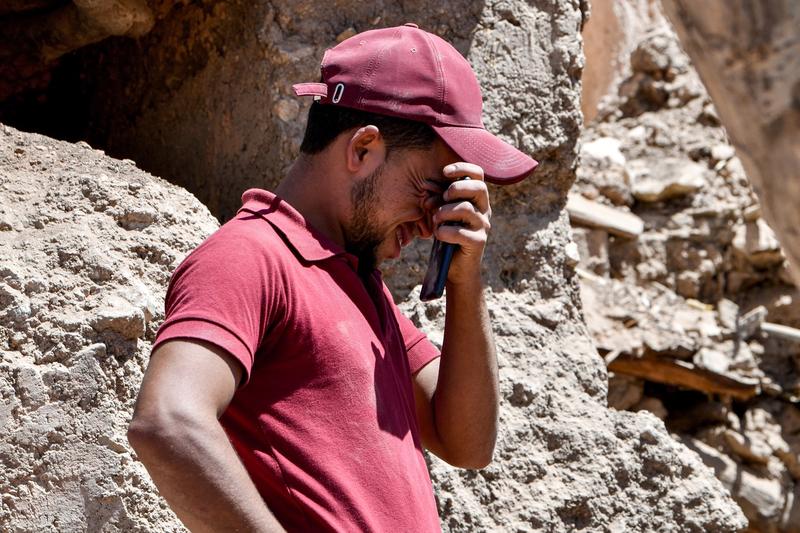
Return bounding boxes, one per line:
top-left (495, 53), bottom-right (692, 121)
top-left (127, 23), bottom-right (537, 532)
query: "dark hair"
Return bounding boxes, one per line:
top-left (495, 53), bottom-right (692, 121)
top-left (299, 102), bottom-right (436, 157)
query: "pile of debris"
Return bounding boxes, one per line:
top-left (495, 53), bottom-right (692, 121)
top-left (572, 21), bottom-right (800, 532)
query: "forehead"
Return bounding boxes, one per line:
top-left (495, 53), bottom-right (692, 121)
top-left (397, 137), bottom-right (460, 176)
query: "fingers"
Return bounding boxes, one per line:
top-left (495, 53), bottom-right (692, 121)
top-left (442, 179), bottom-right (491, 216)
top-left (433, 200), bottom-right (490, 231)
top-left (443, 162), bottom-right (485, 182)
top-left (434, 224), bottom-right (488, 249)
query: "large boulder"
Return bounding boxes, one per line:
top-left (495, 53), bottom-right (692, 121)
top-left (0, 124), bottom-right (217, 530)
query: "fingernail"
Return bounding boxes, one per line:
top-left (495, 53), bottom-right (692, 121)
top-left (444, 164), bottom-right (456, 173)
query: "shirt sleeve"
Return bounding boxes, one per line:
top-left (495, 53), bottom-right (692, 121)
top-left (153, 224), bottom-right (279, 384)
top-left (394, 307), bottom-right (440, 375)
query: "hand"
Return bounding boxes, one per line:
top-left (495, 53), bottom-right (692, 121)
top-left (431, 162), bottom-right (491, 285)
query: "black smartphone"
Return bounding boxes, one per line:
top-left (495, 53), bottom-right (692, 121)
top-left (419, 178), bottom-right (468, 301)
top-left (420, 235), bottom-right (457, 301)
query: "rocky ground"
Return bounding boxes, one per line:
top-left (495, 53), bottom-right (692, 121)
top-left (571, 20), bottom-right (800, 533)
top-left (0, 125), bottom-right (217, 530)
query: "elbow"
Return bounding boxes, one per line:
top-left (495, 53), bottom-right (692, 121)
top-left (453, 446), bottom-right (495, 470)
top-left (127, 407), bottom-right (195, 461)
top-left (127, 412), bottom-right (166, 460)
top-left (440, 436), bottom-right (497, 470)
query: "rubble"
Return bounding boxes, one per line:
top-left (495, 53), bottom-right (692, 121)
top-left (575, 5), bottom-right (800, 530)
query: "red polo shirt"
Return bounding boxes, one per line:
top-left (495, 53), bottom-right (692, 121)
top-left (153, 189), bottom-right (442, 532)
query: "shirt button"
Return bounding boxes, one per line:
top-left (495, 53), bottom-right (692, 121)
top-left (404, 23), bottom-right (419, 28)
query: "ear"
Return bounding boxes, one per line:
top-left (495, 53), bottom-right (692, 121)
top-left (345, 125), bottom-right (386, 174)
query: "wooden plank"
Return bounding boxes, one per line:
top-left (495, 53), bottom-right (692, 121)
top-left (566, 194), bottom-right (644, 239)
top-left (608, 355), bottom-right (759, 401)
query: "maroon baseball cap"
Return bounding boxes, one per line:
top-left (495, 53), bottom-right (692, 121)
top-left (293, 23), bottom-right (538, 184)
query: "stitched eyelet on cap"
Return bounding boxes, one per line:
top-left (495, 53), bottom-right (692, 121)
top-left (332, 83), bottom-right (345, 103)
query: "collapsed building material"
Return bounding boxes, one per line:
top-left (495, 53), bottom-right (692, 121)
top-left (608, 355), bottom-right (760, 400)
top-left (662, 0), bottom-right (800, 286)
top-left (566, 193), bottom-right (644, 238)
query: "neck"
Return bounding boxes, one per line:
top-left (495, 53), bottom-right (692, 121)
top-left (274, 153), bottom-right (348, 246)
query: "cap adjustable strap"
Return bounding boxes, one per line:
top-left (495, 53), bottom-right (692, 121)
top-left (292, 83), bottom-right (328, 98)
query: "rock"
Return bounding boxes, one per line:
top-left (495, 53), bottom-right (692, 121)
top-left (0, 124), bottom-right (218, 531)
top-left (335, 27), bottom-right (357, 42)
top-left (607, 373), bottom-right (644, 411)
top-left (630, 31), bottom-right (688, 76)
top-left (629, 158), bottom-right (706, 202)
top-left (738, 306), bottom-right (768, 340)
top-left (735, 469), bottom-right (785, 527)
top-left (581, 137), bottom-right (626, 167)
top-left (732, 218), bottom-right (784, 267)
top-left (577, 137), bottom-right (632, 205)
top-left (91, 295), bottom-right (146, 340)
top-left (564, 241), bottom-right (581, 268)
top-left (710, 143), bottom-right (736, 163)
top-left (717, 298), bottom-right (739, 331)
top-left (570, 227), bottom-right (610, 276)
top-left (633, 396), bottom-right (668, 420)
top-left (723, 429), bottom-right (771, 464)
top-left (694, 347), bottom-right (730, 374)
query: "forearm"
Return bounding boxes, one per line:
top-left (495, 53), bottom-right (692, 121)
top-left (434, 273), bottom-right (499, 466)
top-left (128, 415), bottom-right (285, 533)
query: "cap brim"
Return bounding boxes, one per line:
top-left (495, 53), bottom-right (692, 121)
top-left (432, 125), bottom-right (538, 184)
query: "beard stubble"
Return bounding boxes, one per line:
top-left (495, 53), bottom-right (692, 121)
top-left (344, 163), bottom-right (386, 279)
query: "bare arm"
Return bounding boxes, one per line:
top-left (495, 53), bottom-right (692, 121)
top-left (412, 163), bottom-right (499, 469)
top-left (127, 339), bottom-right (285, 532)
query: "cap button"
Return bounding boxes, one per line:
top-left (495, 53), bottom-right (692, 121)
top-left (404, 23), bottom-right (419, 28)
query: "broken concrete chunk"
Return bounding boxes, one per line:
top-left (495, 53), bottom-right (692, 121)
top-left (738, 306), bottom-right (768, 340)
top-left (570, 227), bottom-right (609, 276)
top-left (607, 373), bottom-right (644, 411)
top-left (694, 347), bottom-right (730, 374)
top-left (734, 469), bottom-right (785, 524)
top-left (716, 298), bottom-right (739, 331)
top-left (743, 204), bottom-right (761, 222)
top-left (566, 194), bottom-right (644, 238)
top-left (723, 429), bottom-right (771, 464)
top-left (732, 218), bottom-right (784, 267)
top-left (629, 158), bottom-right (706, 202)
top-left (710, 143), bottom-right (735, 163)
top-left (581, 137), bottom-right (626, 167)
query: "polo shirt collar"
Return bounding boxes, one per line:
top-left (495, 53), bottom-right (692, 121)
top-left (238, 188), bottom-right (349, 263)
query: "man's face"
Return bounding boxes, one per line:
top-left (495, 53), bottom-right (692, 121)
top-left (343, 138), bottom-right (461, 275)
